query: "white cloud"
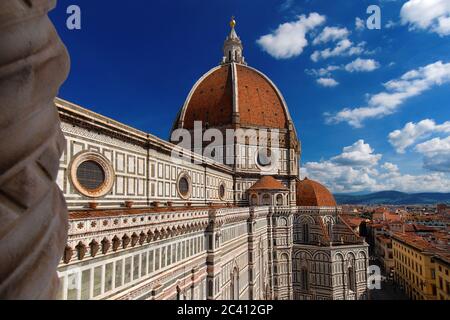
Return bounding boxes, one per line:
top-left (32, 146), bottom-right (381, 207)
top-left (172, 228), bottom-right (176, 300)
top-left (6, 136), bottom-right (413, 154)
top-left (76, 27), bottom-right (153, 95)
top-left (382, 162), bottom-right (400, 173)
top-left (377, 172), bottom-right (450, 192)
top-left (311, 39), bottom-right (365, 62)
top-left (388, 119), bottom-right (450, 153)
top-left (301, 140), bottom-right (382, 192)
top-left (345, 58), bottom-right (380, 72)
top-left (325, 61), bottom-right (450, 127)
top-left (312, 26), bottom-right (350, 45)
top-left (301, 140), bottom-right (450, 193)
top-left (355, 17), bottom-right (365, 31)
top-left (415, 136), bottom-right (450, 155)
top-left (302, 161), bottom-right (379, 193)
top-left (415, 136), bottom-right (450, 172)
top-left (257, 13), bottom-right (326, 59)
top-left (306, 59), bottom-right (379, 82)
top-left (317, 77), bottom-right (339, 87)
top-left (306, 65), bottom-right (340, 77)
top-left (401, 0), bottom-right (450, 36)
top-left (388, 120), bottom-right (450, 173)
top-left (331, 140), bottom-right (382, 167)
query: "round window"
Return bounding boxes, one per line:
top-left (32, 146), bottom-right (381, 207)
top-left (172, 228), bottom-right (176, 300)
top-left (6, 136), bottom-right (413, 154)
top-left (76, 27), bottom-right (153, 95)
top-left (219, 183), bottom-right (226, 200)
top-left (257, 148), bottom-right (272, 167)
top-left (76, 160), bottom-right (106, 191)
top-left (177, 173), bottom-right (192, 199)
top-left (70, 152), bottom-right (115, 198)
top-left (179, 177), bottom-right (189, 196)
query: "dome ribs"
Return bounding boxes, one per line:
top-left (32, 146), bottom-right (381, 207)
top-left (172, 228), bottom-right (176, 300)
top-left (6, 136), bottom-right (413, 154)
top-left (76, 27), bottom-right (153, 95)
top-left (183, 65), bottom-right (233, 129)
top-left (178, 64), bottom-right (291, 131)
top-left (236, 65), bottom-right (287, 129)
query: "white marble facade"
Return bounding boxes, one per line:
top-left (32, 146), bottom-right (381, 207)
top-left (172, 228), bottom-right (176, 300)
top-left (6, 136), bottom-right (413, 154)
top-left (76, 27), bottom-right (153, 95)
top-left (55, 97), bottom-right (369, 301)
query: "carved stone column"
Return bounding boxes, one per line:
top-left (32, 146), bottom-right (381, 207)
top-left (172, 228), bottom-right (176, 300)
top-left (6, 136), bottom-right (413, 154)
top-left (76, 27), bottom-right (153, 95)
top-left (0, 0), bottom-right (70, 299)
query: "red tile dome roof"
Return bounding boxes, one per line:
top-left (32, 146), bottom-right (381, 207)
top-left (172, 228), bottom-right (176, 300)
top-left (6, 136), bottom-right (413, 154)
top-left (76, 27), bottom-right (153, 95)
top-left (296, 178), bottom-right (337, 207)
top-left (249, 176), bottom-right (289, 191)
top-left (174, 63), bottom-right (291, 130)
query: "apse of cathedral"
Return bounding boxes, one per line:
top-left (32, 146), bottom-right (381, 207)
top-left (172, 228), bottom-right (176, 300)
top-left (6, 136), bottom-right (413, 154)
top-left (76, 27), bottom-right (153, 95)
top-left (55, 18), bottom-right (369, 300)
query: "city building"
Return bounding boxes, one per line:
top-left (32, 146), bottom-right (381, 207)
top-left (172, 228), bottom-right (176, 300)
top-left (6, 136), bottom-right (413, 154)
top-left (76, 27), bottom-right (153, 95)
top-left (392, 233), bottom-right (450, 300)
top-left (434, 255), bottom-right (450, 300)
top-left (437, 204), bottom-right (449, 215)
top-left (55, 19), bottom-right (368, 300)
top-left (375, 235), bottom-right (394, 274)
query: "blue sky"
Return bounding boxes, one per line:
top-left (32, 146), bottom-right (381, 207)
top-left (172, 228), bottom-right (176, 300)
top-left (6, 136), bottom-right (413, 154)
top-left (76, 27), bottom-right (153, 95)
top-left (49, 0), bottom-right (450, 193)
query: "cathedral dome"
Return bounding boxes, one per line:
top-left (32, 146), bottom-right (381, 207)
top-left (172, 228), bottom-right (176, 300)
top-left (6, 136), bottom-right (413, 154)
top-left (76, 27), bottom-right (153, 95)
top-left (296, 178), bottom-right (336, 207)
top-left (175, 64), bottom-right (290, 130)
top-left (172, 18), bottom-right (294, 132)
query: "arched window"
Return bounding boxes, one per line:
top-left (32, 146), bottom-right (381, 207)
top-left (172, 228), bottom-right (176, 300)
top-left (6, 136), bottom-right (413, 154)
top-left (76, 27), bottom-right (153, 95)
top-left (259, 244), bottom-right (265, 299)
top-left (276, 194), bottom-right (284, 206)
top-left (231, 268), bottom-right (239, 300)
top-left (327, 222), bottom-right (333, 239)
top-left (229, 51), bottom-right (232, 61)
top-left (347, 254), bottom-right (356, 292)
top-left (208, 280), bottom-right (214, 298)
top-left (176, 286), bottom-right (181, 300)
top-left (262, 194), bottom-right (271, 206)
top-left (348, 266), bottom-right (356, 292)
top-left (302, 223), bottom-right (310, 243)
top-left (301, 267), bottom-right (309, 290)
top-left (251, 194), bottom-right (258, 206)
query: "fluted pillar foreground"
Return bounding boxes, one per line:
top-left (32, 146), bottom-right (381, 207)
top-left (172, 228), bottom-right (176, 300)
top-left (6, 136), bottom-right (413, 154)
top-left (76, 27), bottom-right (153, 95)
top-left (0, 0), bottom-right (69, 299)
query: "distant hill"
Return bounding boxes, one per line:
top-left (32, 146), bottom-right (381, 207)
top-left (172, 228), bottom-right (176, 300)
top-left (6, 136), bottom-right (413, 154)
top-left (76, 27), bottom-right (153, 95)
top-left (334, 191), bottom-right (450, 205)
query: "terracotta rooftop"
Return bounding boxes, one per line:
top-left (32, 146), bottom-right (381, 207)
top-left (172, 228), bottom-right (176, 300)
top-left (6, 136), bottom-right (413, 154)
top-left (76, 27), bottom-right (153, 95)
top-left (385, 212), bottom-right (402, 222)
top-left (296, 178), bottom-right (337, 207)
top-left (392, 232), bottom-right (450, 263)
top-left (402, 224), bottom-right (439, 233)
top-left (248, 176), bottom-right (289, 191)
top-left (340, 215), bottom-right (366, 228)
top-left (175, 64), bottom-right (289, 130)
top-left (392, 232), bottom-right (435, 251)
top-left (376, 235), bottom-right (392, 244)
top-left (373, 224), bottom-right (385, 229)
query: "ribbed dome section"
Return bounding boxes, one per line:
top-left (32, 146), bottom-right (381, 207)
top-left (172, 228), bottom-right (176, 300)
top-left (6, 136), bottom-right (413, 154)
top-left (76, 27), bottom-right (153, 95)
top-left (182, 65), bottom-right (233, 130)
top-left (175, 63), bottom-right (290, 131)
top-left (236, 65), bottom-right (287, 128)
top-left (296, 178), bottom-right (337, 207)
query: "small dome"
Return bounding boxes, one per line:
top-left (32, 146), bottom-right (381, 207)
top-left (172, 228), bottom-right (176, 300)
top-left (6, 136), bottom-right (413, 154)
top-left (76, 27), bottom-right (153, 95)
top-left (249, 176), bottom-right (289, 191)
top-left (296, 178), bottom-right (336, 207)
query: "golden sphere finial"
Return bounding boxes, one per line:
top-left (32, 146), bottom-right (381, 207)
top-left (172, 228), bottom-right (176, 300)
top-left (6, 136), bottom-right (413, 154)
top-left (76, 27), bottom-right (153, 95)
top-left (230, 16), bottom-right (236, 28)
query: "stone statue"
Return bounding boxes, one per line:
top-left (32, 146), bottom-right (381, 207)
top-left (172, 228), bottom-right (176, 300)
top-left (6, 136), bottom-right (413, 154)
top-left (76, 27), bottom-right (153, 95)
top-left (0, 0), bottom-right (69, 299)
